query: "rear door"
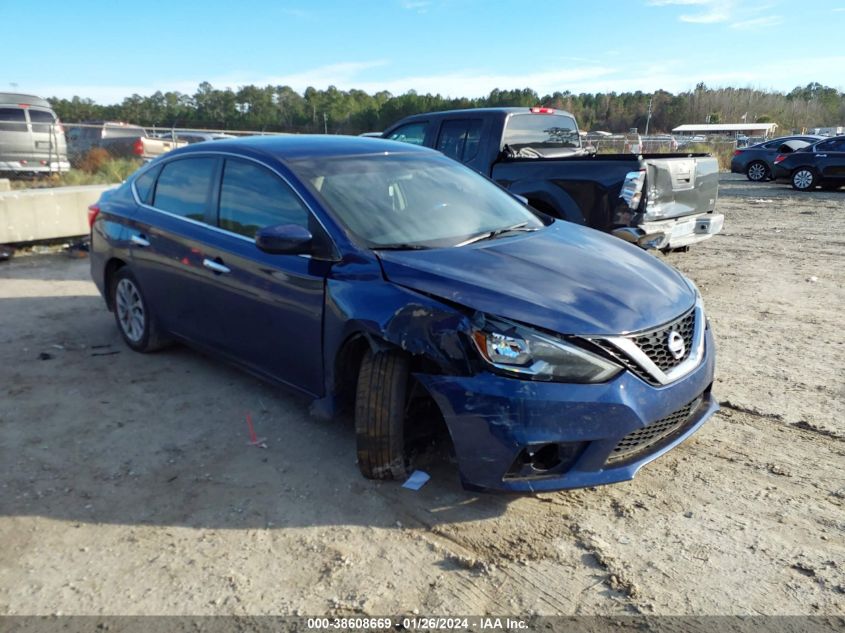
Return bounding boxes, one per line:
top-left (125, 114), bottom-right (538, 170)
top-left (0, 106), bottom-right (31, 166)
top-left (27, 108), bottom-right (66, 165)
top-left (196, 157), bottom-right (329, 395)
top-left (127, 156), bottom-right (222, 346)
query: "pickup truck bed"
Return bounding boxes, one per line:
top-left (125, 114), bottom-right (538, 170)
top-left (382, 107), bottom-right (723, 250)
top-left (66, 121), bottom-right (186, 163)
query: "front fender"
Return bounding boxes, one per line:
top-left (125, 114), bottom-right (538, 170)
top-left (313, 257), bottom-right (476, 417)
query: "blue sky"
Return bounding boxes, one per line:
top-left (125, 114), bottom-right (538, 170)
top-left (4, 0), bottom-right (845, 104)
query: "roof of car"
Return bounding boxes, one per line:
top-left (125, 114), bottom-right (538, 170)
top-left (171, 134), bottom-right (434, 161)
top-left (0, 92), bottom-right (52, 108)
top-left (393, 106), bottom-right (575, 120)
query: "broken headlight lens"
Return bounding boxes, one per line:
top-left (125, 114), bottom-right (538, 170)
top-left (471, 319), bottom-right (622, 383)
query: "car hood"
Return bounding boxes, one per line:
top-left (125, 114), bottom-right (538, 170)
top-left (376, 222), bottom-right (695, 336)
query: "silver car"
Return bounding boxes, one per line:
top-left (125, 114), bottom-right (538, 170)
top-left (0, 93), bottom-right (70, 175)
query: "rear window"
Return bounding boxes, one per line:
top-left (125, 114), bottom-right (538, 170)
top-left (0, 107), bottom-right (27, 132)
top-left (503, 113), bottom-right (580, 149)
top-left (29, 109), bottom-right (57, 133)
top-left (153, 158), bottom-right (217, 221)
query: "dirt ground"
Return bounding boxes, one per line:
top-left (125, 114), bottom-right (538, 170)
top-left (0, 175), bottom-right (843, 616)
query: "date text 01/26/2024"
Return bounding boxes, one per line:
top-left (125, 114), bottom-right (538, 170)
top-left (306, 617), bottom-right (528, 630)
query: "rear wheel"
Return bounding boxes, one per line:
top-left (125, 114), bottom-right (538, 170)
top-left (746, 161), bottom-right (769, 182)
top-left (111, 268), bottom-right (171, 352)
top-left (355, 349), bottom-right (410, 480)
top-left (791, 168), bottom-right (817, 191)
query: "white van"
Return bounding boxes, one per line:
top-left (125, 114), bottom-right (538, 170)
top-left (0, 92), bottom-right (70, 175)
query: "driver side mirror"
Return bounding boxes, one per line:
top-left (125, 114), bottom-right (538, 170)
top-left (255, 224), bottom-right (313, 255)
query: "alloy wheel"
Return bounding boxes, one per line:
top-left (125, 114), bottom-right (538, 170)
top-left (793, 169), bottom-right (814, 190)
top-left (115, 278), bottom-right (145, 343)
top-left (747, 162), bottom-right (767, 181)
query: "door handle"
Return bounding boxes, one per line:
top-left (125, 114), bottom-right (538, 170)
top-left (130, 234), bottom-right (150, 247)
top-left (202, 258), bottom-right (231, 274)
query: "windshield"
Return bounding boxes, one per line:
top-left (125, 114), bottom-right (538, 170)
top-left (503, 113), bottom-right (580, 149)
top-left (288, 153), bottom-right (547, 248)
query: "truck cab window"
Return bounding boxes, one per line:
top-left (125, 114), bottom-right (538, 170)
top-left (387, 122), bottom-right (427, 146)
top-left (436, 119), bottom-right (483, 162)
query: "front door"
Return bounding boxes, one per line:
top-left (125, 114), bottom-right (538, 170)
top-left (195, 157), bottom-right (330, 396)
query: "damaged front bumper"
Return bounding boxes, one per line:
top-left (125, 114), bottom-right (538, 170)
top-left (417, 329), bottom-right (717, 492)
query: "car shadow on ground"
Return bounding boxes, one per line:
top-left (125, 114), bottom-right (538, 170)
top-left (0, 293), bottom-right (518, 532)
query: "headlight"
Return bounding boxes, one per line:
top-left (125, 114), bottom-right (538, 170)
top-left (471, 318), bottom-right (622, 383)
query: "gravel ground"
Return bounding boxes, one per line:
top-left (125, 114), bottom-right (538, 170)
top-left (0, 175), bottom-right (843, 616)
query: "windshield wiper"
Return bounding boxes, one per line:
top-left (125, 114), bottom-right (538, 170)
top-left (373, 243), bottom-right (431, 251)
top-left (455, 222), bottom-right (537, 247)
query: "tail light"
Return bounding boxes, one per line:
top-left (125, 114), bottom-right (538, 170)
top-left (774, 154), bottom-right (787, 164)
top-left (132, 139), bottom-right (144, 156)
top-left (529, 107), bottom-right (555, 114)
top-left (88, 204), bottom-right (100, 229)
top-left (620, 170), bottom-right (647, 209)
top-left (733, 149), bottom-right (743, 156)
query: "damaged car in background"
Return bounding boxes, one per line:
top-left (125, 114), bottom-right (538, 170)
top-left (88, 136), bottom-right (717, 492)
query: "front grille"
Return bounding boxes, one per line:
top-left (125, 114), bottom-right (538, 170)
top-left (633, 308), bottom-right (695, 372)
top-left (587, 307), bottom-right (697, 386)
top-left (607, 394), bottom-right (703, 464)
top-left (590, 339), bottom-right (657, 385)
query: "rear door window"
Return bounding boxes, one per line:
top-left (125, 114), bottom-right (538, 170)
top-left (436, 119), bottom-right (483, 162)
top-left (28, 110), bottom-right (57, 133)
top-left (153, 158), bottom-right (217, 222)
top-left (0, 108), bottom-right (27, 132)
top-left (218, 159), bottom-right (310, 238)
top-left (386, 122), bottom-right (428, 146)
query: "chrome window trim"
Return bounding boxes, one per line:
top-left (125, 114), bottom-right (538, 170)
top-left (591, 300), bottom-right (705, 386)
top-left (129, 150), bottom-right (338, 259)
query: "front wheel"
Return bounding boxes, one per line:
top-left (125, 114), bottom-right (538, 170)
top-left (792, 168), bottom-right (817, 191)
top-left (746, 161), bottom-right (769, 182)
top-left (354, 349), bottom-right (410, 480)
top-left (111, 268), bottom-right (171, 352)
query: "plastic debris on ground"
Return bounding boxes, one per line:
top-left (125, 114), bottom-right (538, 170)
top-left (402, 470), bottom-right (431, 491)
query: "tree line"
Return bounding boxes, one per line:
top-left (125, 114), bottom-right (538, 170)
top-left (48, 81), bottom-right (845, 135)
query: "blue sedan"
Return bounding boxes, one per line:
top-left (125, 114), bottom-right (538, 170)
top-left (89, 135), bottom-right (717, 492)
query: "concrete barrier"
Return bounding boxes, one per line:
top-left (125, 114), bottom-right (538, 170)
top-left (0, 184), bottom-right (116, 243)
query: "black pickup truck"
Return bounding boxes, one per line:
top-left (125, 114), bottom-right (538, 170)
top-left (382, 107), bottom-right (723, 250)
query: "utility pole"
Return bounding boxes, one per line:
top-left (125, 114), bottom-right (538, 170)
top-left (644, 95), bottom-right (653, 137)
top-left (323, 112), bottom-right (328, 135)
